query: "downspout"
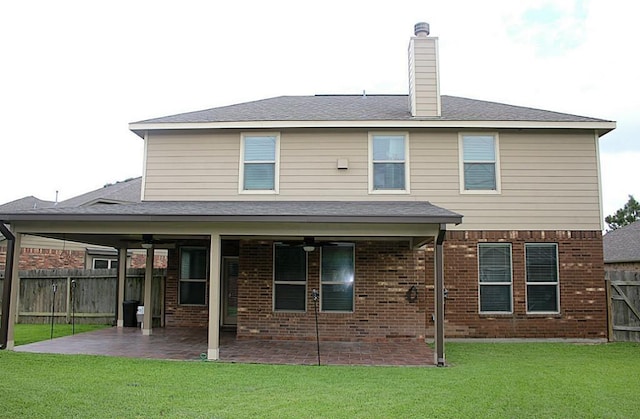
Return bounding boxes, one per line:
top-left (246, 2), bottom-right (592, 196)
top-left (0, 223), bottom-right (16, 349)
top-left (434, 223), bottom-right (446, 366)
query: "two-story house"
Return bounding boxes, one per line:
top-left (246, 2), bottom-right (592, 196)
top-left (0, 23), bottom-right (615, 364)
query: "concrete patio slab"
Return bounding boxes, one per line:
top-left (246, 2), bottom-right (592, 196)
top-left (14, 327), bottom-right (436, 366)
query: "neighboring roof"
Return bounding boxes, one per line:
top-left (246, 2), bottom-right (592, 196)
top-left (56, 177), bottom-right (142, 208)
top-left (130, 95), bottom-right (614, 136)
top-left (0, 200), bottom-right (462, 224)
top-left (603, 221), bottom-right (640, 263)
top-left (0, 196), bottom-right (55, 212)
top-left (0, 178), bottom-right (142, 241)
top-left (0, 177), bottom-right (141, 212)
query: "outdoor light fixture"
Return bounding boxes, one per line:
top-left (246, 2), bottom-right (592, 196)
top-left (141, 234), bottom-right (153, 249)
top-left (303, 245), bottom-right (315, 252)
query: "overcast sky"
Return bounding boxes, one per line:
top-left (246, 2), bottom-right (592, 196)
top-left (1, 0), bottom-right (638, 218)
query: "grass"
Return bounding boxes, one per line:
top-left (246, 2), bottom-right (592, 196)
top-left (1, 342), bottom-right (639, 418)
top-left (13, 323), bottom-right (110, 346)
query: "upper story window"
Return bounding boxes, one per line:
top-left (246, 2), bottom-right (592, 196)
top-left (240, 133), bottom-right (280, 193)
top-left (525, 243), bottom-right (559, 313)
top-left (459, 133), bottom-right (500, 193)
top-left (369, 133), bottom-right (409, 193)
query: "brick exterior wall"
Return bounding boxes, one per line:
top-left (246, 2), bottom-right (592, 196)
top-left (161, 231), bottom-right (607, 341)
top-left (164, 248), bottom-right (209, 327)
top-left (236, 240), bottom-right (427, 342)
top-left (429, 230), bottom-right (607, 339)
top-left (129, 254), bottom-right (168, 269)
top-left (0, 246), bottom-right (167, 271)
top-left (0, 247), bottom-right (85, 270)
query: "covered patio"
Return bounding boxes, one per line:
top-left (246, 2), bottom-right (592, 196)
top-left (2, 201), bottom-right (461, 366)
top-left (15, 327), bottom-right (437, 366)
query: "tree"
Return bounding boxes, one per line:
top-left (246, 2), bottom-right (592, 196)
top-left (605, 195), bottom-right (640, 230)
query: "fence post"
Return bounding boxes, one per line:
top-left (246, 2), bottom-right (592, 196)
top-left (605, 272), bottom-right (613, 342)
top-left (66, 276), bottom-right (72, 323)
top-left (15, 275), bottom-right (21, 324)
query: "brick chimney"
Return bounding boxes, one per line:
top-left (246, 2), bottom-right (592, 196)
top-left (408, 22), bottom-right (441, 117)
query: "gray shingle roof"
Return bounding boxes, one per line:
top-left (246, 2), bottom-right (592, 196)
top-left (0, 196), bottom-right (55, 212)
top-left (133, 95), bottom-right (609, 124)
top-left (603, 221), bottom-right (640, 263)
top-left (0, 177), bottom-right (141, 213)
top-left (0, 200), bottom-right (462, 224)
top-left (56, 177), bottom-right (141, 208)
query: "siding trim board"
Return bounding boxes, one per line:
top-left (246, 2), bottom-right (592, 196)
top-left (130, 119), bottom-right (615, 134)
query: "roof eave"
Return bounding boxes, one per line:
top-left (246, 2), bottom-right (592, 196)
top-left (1, 213), bottom-right (462, 225)
top-left (129, 120), bottom-right (616, 136)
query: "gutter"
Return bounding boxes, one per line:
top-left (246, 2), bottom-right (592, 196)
top-left (128, 119), bottom-right (617, 138)
top-left (0, 213), bottom-right (463, 225)
top-left (0, 223), bottom-right (15, 349)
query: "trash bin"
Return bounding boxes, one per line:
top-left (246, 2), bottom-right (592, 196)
top-left (123, 300), bottom-right (139, 327)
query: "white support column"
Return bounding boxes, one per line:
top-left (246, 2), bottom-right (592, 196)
top-left (142, 246), bottom-right (154, 335)
top-left (434, 226), bottom-right (446, 366)
top-left (116, 247), bottom-right (127, 327)
top-left (207, 233), bottom-right (222, 360)
top-left (5, 233), bottom-right (21, 350)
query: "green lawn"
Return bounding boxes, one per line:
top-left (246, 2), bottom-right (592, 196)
top-left (0, 342), bottom-right (638, 418)
top-left (13, 323), bottom-right (111, 346)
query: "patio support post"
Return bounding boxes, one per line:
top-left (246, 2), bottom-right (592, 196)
top-left (142, 246), bottom-right (154, 336)
top-left (434, 224), bottom-right (446, 366)
top-left (1, 230), bottom-right (21, 350)
top-left (116, 247), bottom-right (127, 327)
top-left (207, 233), bottom-right (221, 360)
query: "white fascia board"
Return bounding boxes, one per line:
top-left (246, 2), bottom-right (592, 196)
top-left (129, 120), bottom-right (616, 134)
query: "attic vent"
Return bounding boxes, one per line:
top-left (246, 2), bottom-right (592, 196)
top-left (414, 22), bottom-right (429, 37)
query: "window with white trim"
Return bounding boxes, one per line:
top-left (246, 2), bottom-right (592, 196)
top-left (241, 134), bottom-right (279, 192)
top-left (525, 243), bottom-right (559, 313)
top-left (273, 244), bottom-right (307, 311)
top-left (92, 258), bottom-right (118, 269)
top-left (478, 243), bottom-right (512, 313)
top-left (179, 247), bottom-right (208, 305)
top-left (460, 134), bottom-right (499, 192)
top-left (321, 244), bottom-right (355, 312)
top-left (369, 133), bottom-right (408, 192)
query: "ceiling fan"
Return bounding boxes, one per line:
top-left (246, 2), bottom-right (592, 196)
top-left (277, 236), bottom-right (342, 252)
top-left (120, 234), bottom-right (176, 249)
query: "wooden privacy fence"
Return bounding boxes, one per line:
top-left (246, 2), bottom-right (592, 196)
top-left (606, 270), bottom-right (640, 342)
top-left (0, 268), bottom-right (166, 325)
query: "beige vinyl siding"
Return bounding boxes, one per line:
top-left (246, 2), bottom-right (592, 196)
top-left (280, 131), bottom-right (368, 197)
top-left (144, 131), bottom-right (241, 200)
top-left (142, 128), bottom-right (602, 230)
top-left (408, 37), bottom-right (439, 117)
top-left (412, 131), bottom-right (601, 230)
top-left (20, 235), bottom-right (88, 251)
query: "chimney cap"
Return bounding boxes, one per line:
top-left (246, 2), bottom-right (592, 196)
top-left (414, 22), bottom-right (430, 37)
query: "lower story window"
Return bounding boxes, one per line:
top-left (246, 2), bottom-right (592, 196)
top-left (526, 243), bottom-right (559, 313)
top-left (274, 244), bottom-right (307, 311)
top-left (478, 243), bottom-right (512, 313)
top-left (179, 247), bottom-right (208, 305)
top-left (93, 258), bottom-right (118, 269)
top-left (321, 244), bottom-right (355, 312)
